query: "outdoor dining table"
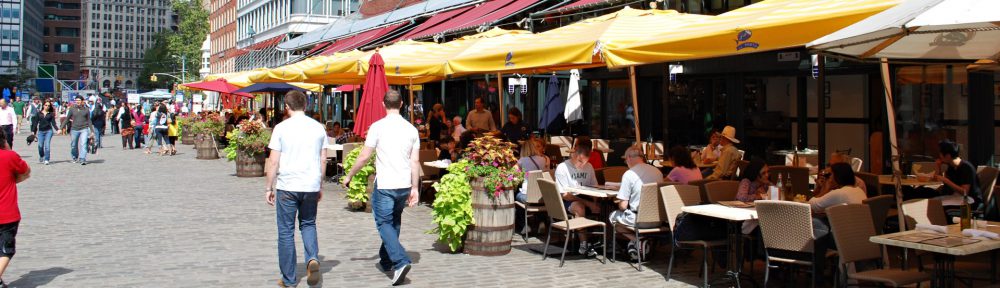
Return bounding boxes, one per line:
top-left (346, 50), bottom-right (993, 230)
top-left (870, 222), bottom-right (1000, 288)
top-left (563, 185), bottom-right (620, 249)
top-left (878, 175), bottom-right (942, 187)
top-left (422, 161), bottom-right (451, 169)
top-left (681, 204), bottom-right (759, 287)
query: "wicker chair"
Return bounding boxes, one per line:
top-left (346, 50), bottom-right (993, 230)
top-left (515, 170), bottom-right (551, 241)
top-left (756, 200), bottom-right (820, 287)
top-left (704, 180), bottom-right (740, 203)
top-left (855, 172), bottom-right (881, 197)
top-left (900, 198), bottom-right (947, 230)
top-left (976, 166), bottom-right (999, 218)
top-left (850, 157), bottom-right (864, 172)
top-left (862, 195), bottom-right (895, 235)
top-left (418, 149), bottom-right (440, 203)
top-left (768, 166), bottom-right (812, 199)
top-left (611, 183), bottom-right (670, 271)
top-left (599, 166), bottom-right (629, 184)
top-left (662, 184), bottom-right (725, 288)
top-left (827, 204), bottom-right (931, 287)
top-left (687, 178), bottom-right (715, 204)
top-left (537, 178), bottom-right (606, 267)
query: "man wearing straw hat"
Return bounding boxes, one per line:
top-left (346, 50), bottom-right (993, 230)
top-left (705, 125), bottom-right (741, 180)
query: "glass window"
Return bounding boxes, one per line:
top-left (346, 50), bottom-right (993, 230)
top-left (311, 0), bottom-right (326, 15)
top-left (893, 65), bottom-right (969, 159)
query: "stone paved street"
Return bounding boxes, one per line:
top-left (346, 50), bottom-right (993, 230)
top-left (3, 128), bottom-right (709, 287)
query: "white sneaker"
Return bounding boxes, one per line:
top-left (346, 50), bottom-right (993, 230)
top-left (43, 161), bottom-right (49, 165)
top-left (391, 264), bottom-right (410, 286)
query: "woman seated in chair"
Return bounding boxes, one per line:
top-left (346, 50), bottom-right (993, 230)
top-left (809, 163), bottom-right (868, 214)
top-left (813, 152), bottom-right (867, 197)
top-left (735, 158), bottom-right (770, 202)
top-left (515, 138), bottom-right (550, 203)
top-left (665, 146), bottom-right (702, 184)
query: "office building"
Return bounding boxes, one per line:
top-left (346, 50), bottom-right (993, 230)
top-left (81, 0), bottom-right (176, 91)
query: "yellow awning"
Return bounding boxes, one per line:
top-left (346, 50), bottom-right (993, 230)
top-left (250, 50), bottom-right (365, 83)
top-left (603, 0), bottom-right (901, 67)
top-left (191, 69), bottom-right (323, 92)
top-left (446, 8), bottom-right (711, 75)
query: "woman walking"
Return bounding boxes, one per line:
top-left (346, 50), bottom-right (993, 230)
top-left (118, 103), bottom-right (135, 149)
top-left (30, 101), bottom-right (56, 165)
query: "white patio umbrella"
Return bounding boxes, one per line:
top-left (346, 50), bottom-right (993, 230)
top-left (564, 69), bottom-right (583, 123)
top-left (808, 0), bottom-right (1000, 232)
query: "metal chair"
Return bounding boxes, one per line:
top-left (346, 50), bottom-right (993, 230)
top-left (855, 171), bottom-right (881, 197)
top-left (537, 178), bottom-right (606, 267)
top-left (850, 157), bottom-right (864, 172)
top-left (687, 178), bottom-right (716, 204)
top-left (900, 198), bottom-right (947, 230)
top-left (862, 195), bottom-right (895, 235)
top-left (662, 184), bottom-right (725, 288)
top-left (598, 166), bottom-right (628, 184)
top-left (827, 204), bottom-right (931, 288)
top-left (515, 170), bottom-right (551, 241)
top-left (756, 200), bottom-right (820, 288)
top-left (611, 183), bottom-right (670, 271)
top-left (704, 180), bottom-right (740, 203)
top-left (976, 166), bottom-right (999, 219)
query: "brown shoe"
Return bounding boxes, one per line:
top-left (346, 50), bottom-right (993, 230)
top-left (277, 279), bottom-right (292, 288)
top-left (306, 259), bottom-right (321, 286)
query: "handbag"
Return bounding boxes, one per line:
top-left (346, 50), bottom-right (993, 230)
top-left (26, 134), bottom-right (35, 145)
top-left (122, 127), bottom-right (135, 137)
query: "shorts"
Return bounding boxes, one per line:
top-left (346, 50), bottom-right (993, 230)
top-left (168, 136), bottom-right (178, 145)
top-left (0, 221), bottom-right (19, 258)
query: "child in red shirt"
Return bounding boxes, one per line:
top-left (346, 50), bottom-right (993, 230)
top-left (0, 132), bottom-right (30, 288)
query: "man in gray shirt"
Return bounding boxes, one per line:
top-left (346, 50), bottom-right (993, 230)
top-left (65, 96), bottom-right (92, 165)
top-left (465, 97), bottom-right (496, 131)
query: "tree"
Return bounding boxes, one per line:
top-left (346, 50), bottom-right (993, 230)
top-left (139, 0), bottom-right (209, 90)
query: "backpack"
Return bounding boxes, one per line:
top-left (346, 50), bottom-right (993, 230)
top-left (158, 113), bottom-right (168, 126)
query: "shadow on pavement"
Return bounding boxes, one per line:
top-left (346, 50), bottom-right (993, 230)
top-left (295, 255), bottom-right (340, 288)
top-left (8, 267), bottom-right (73, 287)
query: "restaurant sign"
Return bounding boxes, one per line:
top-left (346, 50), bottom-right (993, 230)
top-left (736, 29), bottom-right (759, 51)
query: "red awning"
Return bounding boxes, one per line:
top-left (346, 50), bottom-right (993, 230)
top-left (397, 5), bottom-right (475, 41)
top-left (560, 0), bottom-right (613, 10)
top-left (404, 0), bottom-right (539, 40)
top-left (334, 84), bottom-right (358, 92)
top-left (319, 23), bottom-right (408, 55)
top-left (251, 35), bottom-right (285, 50)
top-left (307, 42), bottom-right (332, 55)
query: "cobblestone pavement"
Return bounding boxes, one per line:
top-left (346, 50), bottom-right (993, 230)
top-left (3, 128), bottom-right (712, 287)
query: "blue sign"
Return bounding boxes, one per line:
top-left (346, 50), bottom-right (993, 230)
top-left (504, 52), bottom-right (515, 67)
top-left (735, 29), bottom-right (760, 51)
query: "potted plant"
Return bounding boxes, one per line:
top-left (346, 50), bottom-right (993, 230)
top-left (430, 134), bottom-right (522, 255)
top-left (222, 120), bottom-right (270, 177)
top-left (341, 146), bottom-right (376, 211)
top-left (190, 113), bottom-right (225, 160)
top-left (177, 114), bottom-right (198, 145)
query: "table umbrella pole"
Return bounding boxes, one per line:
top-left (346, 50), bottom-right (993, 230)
top-left (408, 77), bottom-right (414, 122)
top-left (880, 58), bottom-right (905, 232)
top-left (629, 66), bottom-right (641, 144)
top-left (497, 72), bottom-right (505, 125)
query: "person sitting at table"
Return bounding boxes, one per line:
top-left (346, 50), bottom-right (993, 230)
top-left (610, 146), bottom-right (663, 261)
top-left (910, 140), bottom-right (981, 209)
top-left (700, 130), bottom-right (722, 164)
top-left (705, 125), bottom-right (741, 180)
top-left (809, 163), bottom-right (867, 214)
top-left (451, 116), bottom-right (466, 142)
top-left (515, 138), bottom-right (550, 203)
top-left (735, 158), bottom-right (770, 202)
top-left (572, 136), bottom-right (604, 170)
top-left (437, 137), bottom-right (457, 163)
top-left (501, 107), bottom-right (529, 144)
top-left (665, 146), bottom-right (702, 184)
top-left (554, 140), bottom-right (601, 257)
top-left (813, 152), bottom-right (867, 197)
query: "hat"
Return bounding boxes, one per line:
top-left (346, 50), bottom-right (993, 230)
top-left (720, 125), bottom-right (740, 144)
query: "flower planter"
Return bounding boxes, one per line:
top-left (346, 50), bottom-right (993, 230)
top-left (180, 128), bottom-right (195, 145)
top-left (194, 134), bottom-right (219, 160)
top-left (464, 177), bottom-right (515, 256)
top-left (235, 151), bottom-right (266, 177)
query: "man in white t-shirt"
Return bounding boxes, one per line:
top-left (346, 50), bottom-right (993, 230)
top-left (264, 90), bottom-right (328, 288)
top-left (554, 140), bottom-right (599, 256)
top-left (609, 146), bottom-right (664, 260)
top-left (344, 90), bottom-right (418, 286)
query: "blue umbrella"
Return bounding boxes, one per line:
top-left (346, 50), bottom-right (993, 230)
top-left (233, 82), bottom-right (308, 94)
top-left (538, 75), bottom-right (563, 130)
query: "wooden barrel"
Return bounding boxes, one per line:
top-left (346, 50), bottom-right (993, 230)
top-left (194, 134), bottom-right (219, 160)
top-left (464, 178), bottom-right (515, 256)
top-left (235, 151), bottom-right (265, 177)
top-left (180, 128), bottom-right (194, 145)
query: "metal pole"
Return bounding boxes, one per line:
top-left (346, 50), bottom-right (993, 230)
top-left (497, 72), bottom-right (505, 125)
top-left (880, 58), bottom-right (905, 232)
top-left (817, 55), bottom-right (826, 168)
top-left (408, 78), bottom-right (415, 122)
top-left (628, 66), bottom-right (641, 144)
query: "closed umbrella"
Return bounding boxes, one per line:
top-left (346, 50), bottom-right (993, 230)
top-left (538, 74), bottom-right (563, 131)
top-left (564, 69), bottom-right (583, 123)
top-left (353, 52), bottom-right (388, 138)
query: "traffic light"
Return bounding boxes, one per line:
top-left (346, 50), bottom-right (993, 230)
top-left (150, 75), bottom-right (158, 82)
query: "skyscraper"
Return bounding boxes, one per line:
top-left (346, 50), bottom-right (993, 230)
top-left (1, 0), bottom-right (42, 76)
top-left (42, 0), bottom-right (82, 82)
top-left (81, 0), bottom-right (175, 91)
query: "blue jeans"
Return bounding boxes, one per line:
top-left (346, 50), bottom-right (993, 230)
top-left (372, 183), bottom-right (412, 270)
top-left (69, 129), bottom-right (89, 162)
top-left (276, 190), bottom-right (319, 286)
top-left (134, 125), bottom-right (144, 147)
top-left (37, 129), bottom-right (53, 162)
top-left (93, 126), bottom-right (104, 148)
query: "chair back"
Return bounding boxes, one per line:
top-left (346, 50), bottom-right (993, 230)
top-left (593, 139), bottom-right (611, 161)
top-left (661, 184), bottom-right (701, 230)
top-left (687, 178), bottom-right (715, 204)
top-left (850, 157), bottom-right (864, 172)
top-left (862, 195), bottom-right (895, 234)
top-left (420, 141), bottom-right (435, 150)
top-left (735, 160), bottom-right (750, 177)
top-left (341, 142), bottom-right (360, 166)
top-left (525, 170), bottom-right (551, 205)
top-left (900, 198), bottom-right (947, 230)
top-left (551, 136), bottom-right (573, 158)
top-left (326, 137), bottom-right (338, 157)
top-left (855, 171), bottom-right (881, 197)
top-left (538, 179), bottom-right (570, 222)
top-left (977, 166), bottom-right (999, 212)
top-left (544, 144), bottom-right (563, 165)
top-left (704, 180), bottom-right (740, 203)
top-left (418, 149), bottom-right (439, 177)
top-left (600, 166), bottom-right (629, 183)
top-left (827, 204), bottom-right (881, 265)
top-left (756, 200), bottom-right (815, 253)
top-left (635, 183), bottom-right (668, 229)
top-left (910, 161), bottom-right (937, 175)
top-left (737, 149), bottom-right (746, 160)
top-left (767, 165), bottom-right (811, 198)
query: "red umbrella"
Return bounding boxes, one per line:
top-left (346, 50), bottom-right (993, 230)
top-left (182, 79), bottom-right (242, 94)
top-left (353, 53), bottom-right (388, 138)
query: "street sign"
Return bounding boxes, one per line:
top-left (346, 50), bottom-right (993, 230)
top-left (37, 64), bottom-right (57, 79)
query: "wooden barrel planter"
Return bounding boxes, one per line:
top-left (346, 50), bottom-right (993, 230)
top-left (194, 134), bottom-right (219, 160)
top-left (235, 151), bottom-right (265, 177)
top-left (180, 128), bottom-right (194, 145)
top-left (464, 178), bottom-right (515, 256)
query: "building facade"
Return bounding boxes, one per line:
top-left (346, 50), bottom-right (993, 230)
top-left (0, 0), bottom-right (42, 77)
top-left (232, 0), bottom-right (355, 71)
top-left (42, 0), bottom-right (82, 81)
top-left (81, 0), bottom-right (175, 91)
top-left (208, 0), bottom-right (236, 74)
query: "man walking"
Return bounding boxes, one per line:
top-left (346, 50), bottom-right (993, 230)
top-left (264, 90), bottom-right (327, 288)
top-left (89, 96), bottom-right (106, 149)
top-left (65, 96), bottom-right (92, 165)
top-left (345, 90), bottom-right (419, 286)
top-left (0, 100), bottom-right (16, 148)
top-left (0, 131), bottom-right (31, 288)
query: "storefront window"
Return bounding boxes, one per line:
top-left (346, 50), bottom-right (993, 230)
top-left (588, 80), bottom-right (602, 138)
top-left (606, 80), bottom-right (634, 140)
top-left (894, 65), bottom-right (969, 159)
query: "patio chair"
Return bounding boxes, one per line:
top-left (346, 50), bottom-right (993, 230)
top-left (975, 166), bottom-right (999, 219)
top-left (687, 178), bottom-right (715, 204)
top-left (768, 166), bottom-right (811, 199)
top-left (735, 160), bottom-right (750, 178)
top-left (418, 149), bottom-right (440, 203)
top-left (537, 178), bottom-right (606, 267)
top-left (756, 200), bottom-right (820, 288)
top-left (900, 198), bottom-right (947, 230)
top-left (850, 157), bottom-right (864, 172)
top-left (612, 183), bottom-right (670, 271)
top-left (599, 166), bottom-right (628, 184)
top-left (827, 204), bottom-right (931, 288)
top-left (862, 195), bottom-right (895, 235)
top-left (855, 172), bottom-right (881, 197)
top-left (910, 161), bottom-right (937, 175)
top-left (515, 170), bottom-right (551, 241)
top-left (662, 184), bottom-right (725, 288)
top-left (593, 139), bottom-right (610, 162)
top-left (704, 180), bottom-right (739, 203)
